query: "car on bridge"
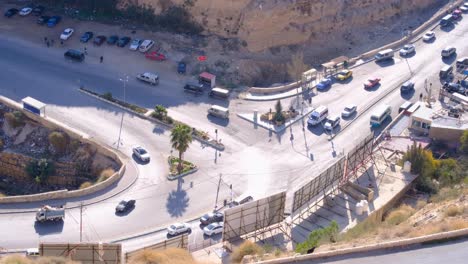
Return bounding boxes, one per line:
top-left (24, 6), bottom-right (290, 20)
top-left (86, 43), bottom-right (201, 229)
top-left (335, 70), bottom-right (352, 81)
top-left (200, 212), bottom-right (224, 225)
top-left (115, 199), bottom-right (136, 213)
top-left (167, 222), bottom-right (191, 236)
top-left (422, 31), bottom-right (435, 42)
top-left (316, 77), bottom-right (332, 91)
top-left (203, 222), bottom-right (223, 236)
top-left (364, 77), bottom-right (381, 89)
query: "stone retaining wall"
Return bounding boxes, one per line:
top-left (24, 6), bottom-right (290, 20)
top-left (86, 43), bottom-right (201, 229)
top-left (248, 81), bottom-right (300, 94)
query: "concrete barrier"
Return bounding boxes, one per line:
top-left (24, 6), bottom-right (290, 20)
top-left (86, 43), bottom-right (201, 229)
top-left (258, 228), bottom-right (468, 263)
top-left (248, 81), bottom-right (301, 94)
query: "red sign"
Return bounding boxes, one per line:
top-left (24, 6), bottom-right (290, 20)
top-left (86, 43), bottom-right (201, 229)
top-left (197, 56), bottom-right (207, 61)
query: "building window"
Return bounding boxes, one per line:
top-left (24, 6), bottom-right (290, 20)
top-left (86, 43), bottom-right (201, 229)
top-left (412, 120), bottom-right (421, 128)
top-left (422, 122), bottom-right (429, 129)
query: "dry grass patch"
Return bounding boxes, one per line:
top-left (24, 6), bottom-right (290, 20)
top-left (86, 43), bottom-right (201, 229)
top-left (0, 255), bottom-right (78, 264)
top-left (79, 181), bottom-right (93, 189)
top-left (409, 218), bottom-right (468, 237)
top-left (128, 248), bottom-right (196, 264)
top-left (385, 204), bottom-right (415, 225)
top-left (444, 205), bottom-right (464, 217)
top-left (231, 240), bottom-right (264, 263)
top-left (98, 168), bottom-right (115, 182)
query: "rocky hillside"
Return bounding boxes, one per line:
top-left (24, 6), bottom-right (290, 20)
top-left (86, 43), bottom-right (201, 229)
top-left (131, 0), bottom-right (446, 52)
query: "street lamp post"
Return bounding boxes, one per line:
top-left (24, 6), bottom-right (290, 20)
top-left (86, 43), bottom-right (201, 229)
top-left (115, 76), bottom-right (128, 150)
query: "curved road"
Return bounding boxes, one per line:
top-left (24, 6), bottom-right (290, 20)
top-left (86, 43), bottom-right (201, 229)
top-left (0, 10), bottom-right (467, 251)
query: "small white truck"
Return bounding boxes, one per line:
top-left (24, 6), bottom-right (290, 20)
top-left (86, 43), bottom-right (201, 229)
top-left (35, 205), bottom-right (65, 222)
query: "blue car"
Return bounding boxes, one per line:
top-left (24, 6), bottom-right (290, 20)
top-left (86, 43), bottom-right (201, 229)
top-left (177, 62), bottom-right (186, 74)
top-left (47, 16), bottom-right (61, 27)
top-left (316, 78), bottom-right (332, 91)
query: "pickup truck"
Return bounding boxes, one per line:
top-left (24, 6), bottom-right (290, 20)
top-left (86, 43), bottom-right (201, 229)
top-left (35, 205), bottom-right (65, 222)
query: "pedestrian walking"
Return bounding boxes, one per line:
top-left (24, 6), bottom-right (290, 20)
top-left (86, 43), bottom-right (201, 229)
top-left (60, 40), bottom-right (63, 46)
top-left (100, 56), bottom-right (103, 63)
top-left (84, 47), bottom-right (87, 55)
top-left (44, 37), bottom-right (47, 43)
top-left (419, 93), bottom-right (423, 101)
top-left (46, 41), bottom-right (50, 48)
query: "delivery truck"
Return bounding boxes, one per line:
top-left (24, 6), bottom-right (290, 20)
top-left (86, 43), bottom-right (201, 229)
top-left (35, 205), bottom-right (65, 222)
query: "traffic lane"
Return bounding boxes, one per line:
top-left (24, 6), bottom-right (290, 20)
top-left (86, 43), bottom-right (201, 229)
top-left (297, 238), bottom-right (468, 264)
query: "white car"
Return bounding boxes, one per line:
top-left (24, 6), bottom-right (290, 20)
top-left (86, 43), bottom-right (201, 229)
top-left (19, 7), bottom-right (32, 16)
top-left (341, 105), bottom-right (357, 118)
top-left (167, 223), bottom-right (190, 236)
top-left (399, 44), bottom-right (415, 56)
top-left (60, 28), bottom-right (74, 40)
top-left (422, 31), bottom-right (435, 42)
top-left (132, 146), bottom-right (150, 162)
top-left (461, 6), bottom-right (468, 13)
top-left (203, 222), bottom-right (224, 236)
top-left (129, 39), bottom-right (142, 51)
top-left (139, 39), bottom-right (155, 52)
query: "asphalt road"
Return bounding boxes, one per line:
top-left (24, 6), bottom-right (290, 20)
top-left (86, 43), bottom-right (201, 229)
top-left (0, 11), bottom-right (467, 251)
top-left (297, 238), bottom-right (468, 264)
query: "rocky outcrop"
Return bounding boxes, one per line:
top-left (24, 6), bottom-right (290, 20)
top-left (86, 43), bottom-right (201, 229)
top-left (133, 0), bottom-right (446, 52)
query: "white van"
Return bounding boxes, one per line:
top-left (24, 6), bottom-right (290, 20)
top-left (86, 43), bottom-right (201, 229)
top-left (208, 105), bottom-right (229, 119)
top-left (324, 116), bottom-right (340, 131)
top-left (139, 40), bottom-right (155, 52)
top-left (136, 72), bottom-right (159, 85)
top-left (307, 106), bottom-right (328, 126)
top-left (375, 49), bottom-right (394, 62)
top-left (209, 87), bottom-right (230, 99)
top-left (370, 105), bottom-right (391, 127)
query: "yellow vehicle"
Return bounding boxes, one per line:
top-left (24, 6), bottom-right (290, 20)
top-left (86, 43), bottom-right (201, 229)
top-left (336, 70), bottom-right (353, 81)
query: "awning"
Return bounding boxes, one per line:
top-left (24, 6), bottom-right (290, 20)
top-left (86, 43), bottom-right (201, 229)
top-left (22, 96), bottom-right (46, 109)
top-left (199, 72), bottom-right (215, 80)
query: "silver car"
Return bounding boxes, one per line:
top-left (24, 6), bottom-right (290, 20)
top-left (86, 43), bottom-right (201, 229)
top-left (132, 145), bottom-right (150, 162)
top-left (399, 44), bottom-right (415, 56)
top-left (341, 105), bottom-right (357, 118)
top-left (167, 222), bottom-right (191, 236)
top-left (129, 39), bottom-right (142, 51)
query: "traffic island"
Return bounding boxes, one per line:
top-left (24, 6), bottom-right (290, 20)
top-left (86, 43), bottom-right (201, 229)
top-left (167, 156), bottom-right (198, 180)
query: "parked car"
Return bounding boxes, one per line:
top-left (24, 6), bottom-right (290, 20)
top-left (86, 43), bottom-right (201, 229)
top-left (115, 200), bottom-right (136, 213)
top-left (107, 35), bottom-right (119, 45)
top-left (46, 16), bottom-right (61, 27)
top-left (324, 116), bottom-right (340, 131)
top-left (139, 39), bottom-right (155, 52)
top-left (132, 145), bottom-right (150, 162)
top-left (117, 36), bottom-right (131, 47)
top-left (64, 49), bottom-right (85, 62)
top-left (32, 5), bottom-right (45, 16)
top-left (203, 222), bottom-right (224, 236)
top-left (177, 62), bottom-right (186, 74)
top-left (231, 196), bottom-right (254, 206)
top-left (335, 70), bottom-right (353, 81)
top-left (400, 80), bottom-right (415, 93)
top-left (341, 105), bottom-right (357, 118)
top-left (443, 82), bottom-right (464, 94)
top-left (399, 44), bottom-right (415, 56)
top-left (167, 223), bottom-right (190, 236)
top-left (93, 35), bottom-right (106, 46)
top-left (19, 7), bottom-right (32, 16)
top-left (80, 32), bottom-right (94, 43)
top-left (145, 51), bottom-right (166, 61)
top-left (37, 15), bottom-right (50, 25)
top-left (200, 212), bottom-right (224, 225)
top-left (452, 9), bottom-right (462, 19)
top-left (316, 78), bottom-right (332, 91)
top-left (4, 8), bottom-right (19, 18)
top-left (422, 31), bottom-right (435, 42)
top-left (441, 47), bottom-right (456, 58)
top-left (129, 39), bottom-right (142, 50)
top-left (364, 77), bottom-right (381, 89)
top-left (60, 28), bottom-right (74, 41)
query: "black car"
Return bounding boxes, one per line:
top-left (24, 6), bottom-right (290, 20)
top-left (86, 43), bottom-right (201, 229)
top-left (400, 81), bottom-right (415, 93)
top-left (178, 62), bottom-right (187, 74)
top-left (37, 15), bottom-right (50, 25)
top-left (107, 35), bottom-right (119, 45)
top-left (200, 212), bottom-right (224, 225)
top-left (117, 36), bottom-right (131, 47)
top-left (443, 82), bottom-right (464, 94)
top-left (115, 199), bottom-right (136, 212)
top-left (93, 35), bottom-right (106, 46)
top-left (80, 32), bottom-right (94, 43)
top-left (64, 49), bottom-right (85, 62)
top-left (4, 8), bottom-right (19, 17)
top-left (32, 5), bottom-right (44, 16)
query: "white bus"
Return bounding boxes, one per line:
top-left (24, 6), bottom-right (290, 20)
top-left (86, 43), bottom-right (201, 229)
top-left (370, 105), bottom-right (391, 127)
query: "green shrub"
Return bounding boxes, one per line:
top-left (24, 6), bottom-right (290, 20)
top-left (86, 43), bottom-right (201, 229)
top-left (153, 105), bottom-right (168, 119)
top-left (231, 240), bottom-right (264, 263)
top-left (79, 181), bottom-right (92, 189)
top-left (4, 111), bottom-right (25, 128)
top-left (295, 221), bottom-right (339, 254)
top-left (48, 131), bottom-right (69, 154)
top-left (102, 92), bottom-right (113, 101)
top-left (26, 159), bottom-right (55, 185)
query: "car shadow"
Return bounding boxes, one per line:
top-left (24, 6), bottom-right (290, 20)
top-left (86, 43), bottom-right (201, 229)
top-left (307, 123), bottom-right (325, 136)
top-left (34, 220), bottom-right (64, 235)
top-left (207, 114), bottom-right (229, 127)
top-left (336, 76), bottom-right (354, 84)
top-left (132, 154), bottom-right (150, 165)
top-left (115, 206), bottom-right (136, 217)
top-left (423, 37), bottom-right (436, 44)
top-left (440, 24), bottom-right (455, 32)
top-left (401, 51), bottom-right (417, 58)
top-left (203, 233), bottom-right (222, 241)
top-left (375, 59), bottom-right (395, 67)
top-left (342, 111), bottom-right (357, 120)
top-left (370, 117), bottom-right (393, 135)
top-left (401, 89), bottom-right (415, 100)
top-left (442, 54), bottom-right (457, 65)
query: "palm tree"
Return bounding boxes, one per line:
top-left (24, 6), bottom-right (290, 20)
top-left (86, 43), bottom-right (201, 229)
top-left (170, 124), bottom-right (193, 174)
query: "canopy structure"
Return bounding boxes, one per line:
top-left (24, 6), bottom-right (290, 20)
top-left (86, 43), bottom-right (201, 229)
top-left (22, 96), bottom-right (46, 116)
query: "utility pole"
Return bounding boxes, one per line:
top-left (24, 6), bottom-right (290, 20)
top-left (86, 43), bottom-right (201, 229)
top-left (80, 202), bottom-right (83, 242)
top-left (214, 173), bottom-right (222, 211)
top-left (115, 76), bottom-right (128, 150)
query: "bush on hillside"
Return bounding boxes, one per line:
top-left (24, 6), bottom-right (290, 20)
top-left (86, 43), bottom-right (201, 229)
top-left (4, 111), bottom-right (25, 128)
top-left (128, 248), bottom-right (196, 264)
top-left (48, 131), bottom-right (69, 154)
top-left (231, 240), bottom-right (264, 263)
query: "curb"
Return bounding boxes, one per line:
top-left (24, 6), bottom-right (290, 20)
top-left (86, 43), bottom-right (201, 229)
top-left (166, 156), bottom-right (199, 181)
top-left (258, 228), bottom-right (468, 263)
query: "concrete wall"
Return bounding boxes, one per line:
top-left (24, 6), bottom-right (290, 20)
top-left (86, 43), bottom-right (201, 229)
top-left (429, 126), bottom-right (465, 142)
top-left (248, 81), bottom-right (301, 94)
